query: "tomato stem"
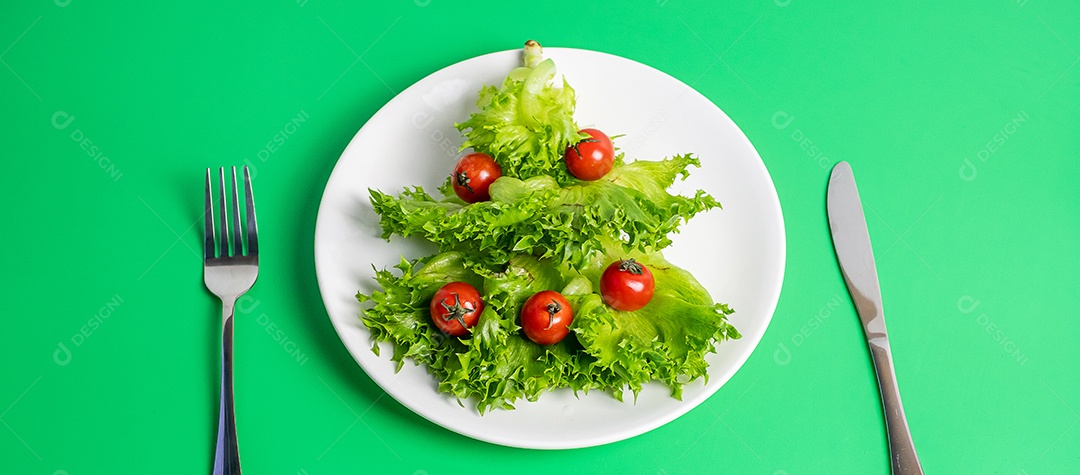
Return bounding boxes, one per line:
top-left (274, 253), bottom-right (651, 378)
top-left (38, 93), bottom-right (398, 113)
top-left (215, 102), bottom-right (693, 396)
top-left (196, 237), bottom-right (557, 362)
top-left (440, 293), bottom-right (471, 330)
top-left (543, 299), bottom-right (562, 330)
top-left (456, 171), bottom-right (474, 194)
top-left (571, 138), bottom-right (600, 160)
top-left (618, 258), bottom-right (644, 275)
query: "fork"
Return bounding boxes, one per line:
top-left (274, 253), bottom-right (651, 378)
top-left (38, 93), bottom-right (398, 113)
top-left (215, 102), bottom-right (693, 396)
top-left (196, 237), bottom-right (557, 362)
top-left (204, 166), bottom-right (259, 475)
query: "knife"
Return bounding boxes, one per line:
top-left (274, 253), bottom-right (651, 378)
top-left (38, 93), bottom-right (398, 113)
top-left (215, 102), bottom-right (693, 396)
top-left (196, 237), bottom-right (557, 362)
top-left (827, 161), bottom-right (924, 474)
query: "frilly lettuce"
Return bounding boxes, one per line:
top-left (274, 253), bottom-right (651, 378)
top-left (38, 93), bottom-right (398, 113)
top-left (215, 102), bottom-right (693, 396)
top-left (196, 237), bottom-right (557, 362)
top-left (358, 247), bottom-right (738, 413)
top-left (455, 46), bottom-right (588, 185)
top-left (371, 154), bottom-right (717, 269)
top-left (356, 41), bottom-right (738, 413)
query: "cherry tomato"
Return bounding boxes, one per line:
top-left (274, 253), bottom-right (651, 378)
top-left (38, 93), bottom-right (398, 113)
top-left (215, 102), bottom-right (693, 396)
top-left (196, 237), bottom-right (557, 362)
top-left (520, 290), bottom-right (574, 345)
top-left (430, 282), bottom-right (484, 337)
top-left (452, 152), bottom-right (501, 203)
top-left (599, 258), bottom-right (655, 311)
top-left (564, 128), bottom-right (614, 181)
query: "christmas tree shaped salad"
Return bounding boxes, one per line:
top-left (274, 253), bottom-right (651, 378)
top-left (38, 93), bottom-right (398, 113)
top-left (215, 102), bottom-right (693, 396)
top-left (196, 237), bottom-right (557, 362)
top-left (357, 40), bottom-right (739, 414)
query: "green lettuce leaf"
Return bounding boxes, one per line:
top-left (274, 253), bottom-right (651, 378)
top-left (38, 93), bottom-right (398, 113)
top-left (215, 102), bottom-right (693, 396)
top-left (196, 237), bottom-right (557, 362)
top-left (455, 57), bottom-right (588, 185)
top-left (572, 244), bottom-right (739, 400)
top-left (356, 252), bottom-right (481, 362)
top-left (359, 252), bottom-right (590, 413)
top-left (370, 154), bottom-right (718, 269)
top-left (357, 248), bottom-right (738, 413)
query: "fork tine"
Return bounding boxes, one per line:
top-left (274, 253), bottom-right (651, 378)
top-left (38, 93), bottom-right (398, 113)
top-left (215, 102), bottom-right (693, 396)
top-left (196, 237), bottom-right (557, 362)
top-left (230, 167), bottom-right (243, 256)
top-left (243, 166), bottom-right (258, 256)
top-left (204, 169), bottom-right (216, 259)
top-left (217, 168), bottom-right (230, 257)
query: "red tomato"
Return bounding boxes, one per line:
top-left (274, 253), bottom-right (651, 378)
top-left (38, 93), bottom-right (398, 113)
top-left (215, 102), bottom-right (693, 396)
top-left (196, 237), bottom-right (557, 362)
top-left (564, 128), bottom-right (614, 181)
top-left (520, 290), bottom-right (574, 345)
top-left (599, 258), bottom-right (655, 311)
top-left (430, 282), bottom-right (484, 337)
top-left (452, 152), bottom-right (501, 203)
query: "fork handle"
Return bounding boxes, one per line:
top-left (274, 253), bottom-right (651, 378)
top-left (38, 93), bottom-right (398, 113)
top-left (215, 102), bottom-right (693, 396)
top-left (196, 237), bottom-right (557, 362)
top-left (213, 302), bottom-right (241, 475)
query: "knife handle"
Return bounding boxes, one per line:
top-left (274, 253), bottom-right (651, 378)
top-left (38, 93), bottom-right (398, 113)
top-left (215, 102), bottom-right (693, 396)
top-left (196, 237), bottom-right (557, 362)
top-left (868, 339), bottom-right (923, 475)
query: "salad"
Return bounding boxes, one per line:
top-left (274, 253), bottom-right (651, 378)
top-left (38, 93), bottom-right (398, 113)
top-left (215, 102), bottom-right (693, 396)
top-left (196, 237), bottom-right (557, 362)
top-left (357, 41), bottom-right (739, 414)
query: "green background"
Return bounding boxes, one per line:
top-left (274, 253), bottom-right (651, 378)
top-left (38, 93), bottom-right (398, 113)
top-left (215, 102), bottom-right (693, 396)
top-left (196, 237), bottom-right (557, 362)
top-left (2, 0), bottom-right (1077, 473)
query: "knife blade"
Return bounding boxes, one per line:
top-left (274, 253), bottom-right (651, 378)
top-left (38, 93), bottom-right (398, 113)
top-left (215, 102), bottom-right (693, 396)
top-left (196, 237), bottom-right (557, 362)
top-left (827, 161), bottom-right (924, 475)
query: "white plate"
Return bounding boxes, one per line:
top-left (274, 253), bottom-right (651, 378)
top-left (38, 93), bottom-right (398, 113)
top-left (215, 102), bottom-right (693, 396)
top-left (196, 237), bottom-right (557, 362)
top-left (314, 47), bottom-right (785, 450)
